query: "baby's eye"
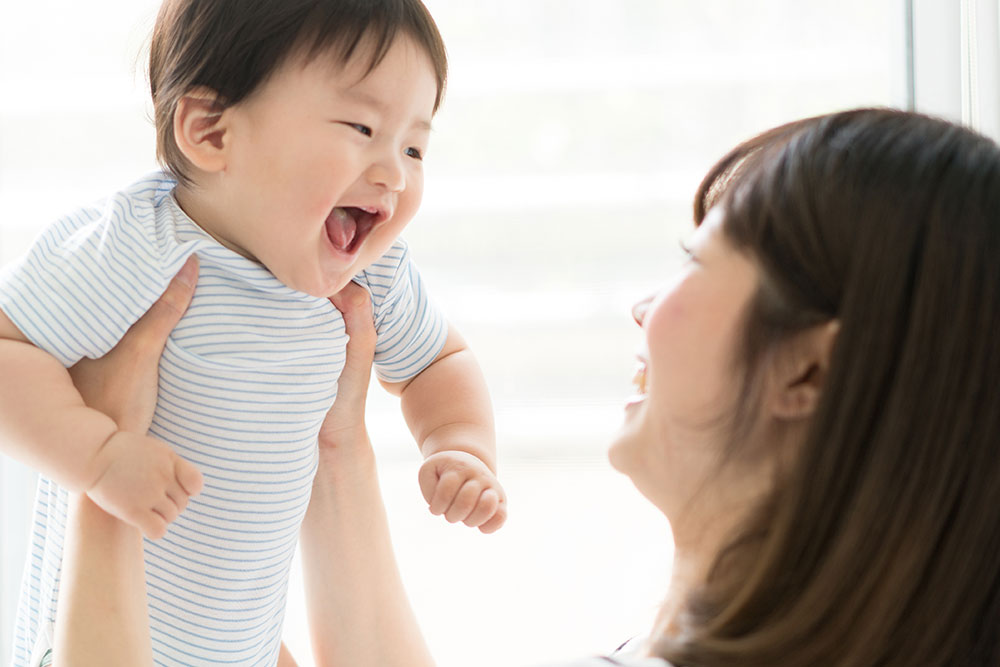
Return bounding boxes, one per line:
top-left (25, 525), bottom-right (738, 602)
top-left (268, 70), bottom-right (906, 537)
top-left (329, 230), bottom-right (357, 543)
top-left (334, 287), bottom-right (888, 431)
top-left (347, 123), bottom-right (372, 137)
top-left (405, 147), bottom-right (423, 160)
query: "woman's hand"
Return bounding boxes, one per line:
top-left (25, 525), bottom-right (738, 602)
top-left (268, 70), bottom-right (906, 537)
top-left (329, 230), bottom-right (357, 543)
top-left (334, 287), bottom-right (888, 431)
top-left (69, 256), bottom-right (204, 538)
top-left (56, 255), bottom-right (201, 666)
top-left (300, 282), bottom-right (436, 666)
top-left (317, 282), bottom-right (377, 457)
top-left (69, 256), bottom-right (198, 433)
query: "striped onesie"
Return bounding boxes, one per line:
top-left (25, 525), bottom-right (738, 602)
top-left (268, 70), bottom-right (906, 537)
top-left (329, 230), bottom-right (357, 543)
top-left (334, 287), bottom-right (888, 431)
top-left (0, 172), bottom-right (448, 666)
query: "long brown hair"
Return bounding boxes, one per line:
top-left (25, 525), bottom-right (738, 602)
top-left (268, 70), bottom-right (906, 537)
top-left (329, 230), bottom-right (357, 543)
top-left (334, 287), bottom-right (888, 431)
top-left (657, 109), bottom-right (1000, 666)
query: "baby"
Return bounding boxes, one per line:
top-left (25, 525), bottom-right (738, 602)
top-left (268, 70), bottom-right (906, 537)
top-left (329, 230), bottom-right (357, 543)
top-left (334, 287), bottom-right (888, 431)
top-left (0, 1), bottom-right (505, 665)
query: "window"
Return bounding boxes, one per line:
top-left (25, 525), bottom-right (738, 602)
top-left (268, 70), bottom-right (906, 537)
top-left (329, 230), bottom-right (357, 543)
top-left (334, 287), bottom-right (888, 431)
top-left (1, 1), bottom-right (982, 665)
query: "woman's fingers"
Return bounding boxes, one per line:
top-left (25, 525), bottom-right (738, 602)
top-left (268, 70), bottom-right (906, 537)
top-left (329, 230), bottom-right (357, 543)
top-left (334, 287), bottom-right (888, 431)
top-left (320, 282), bottom-right (377, 444)
top-left (329, 282), bottom-right (376, 407)
top-left (126, 255), bottom-right (199, 356)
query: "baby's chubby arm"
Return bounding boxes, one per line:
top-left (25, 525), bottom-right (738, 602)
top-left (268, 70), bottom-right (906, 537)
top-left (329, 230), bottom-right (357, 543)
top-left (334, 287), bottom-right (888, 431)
top-left (382, 325), bottom-right (507, 533)
top-left (0, 258), bottom-right (203, 539)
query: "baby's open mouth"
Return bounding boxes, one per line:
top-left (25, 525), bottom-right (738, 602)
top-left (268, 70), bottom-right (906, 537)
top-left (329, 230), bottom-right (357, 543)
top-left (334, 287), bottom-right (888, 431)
top-left (325, 206), bottom-right (381, 254)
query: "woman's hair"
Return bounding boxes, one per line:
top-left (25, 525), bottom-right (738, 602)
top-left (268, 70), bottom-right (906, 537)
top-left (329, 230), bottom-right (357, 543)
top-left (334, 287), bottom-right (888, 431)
top-left (657, 108), bottom-right (1000, 666)
top-left (149, 0), bottom-right (448, 185)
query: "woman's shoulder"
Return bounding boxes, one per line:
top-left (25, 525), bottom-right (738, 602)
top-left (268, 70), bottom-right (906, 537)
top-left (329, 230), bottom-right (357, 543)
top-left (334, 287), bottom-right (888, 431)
top-left (529, 657), bottom-right (672, 667)
top-left (527, 636), bottom-right (673, 667)
top-left (531, 639), bottom-right (672, 667)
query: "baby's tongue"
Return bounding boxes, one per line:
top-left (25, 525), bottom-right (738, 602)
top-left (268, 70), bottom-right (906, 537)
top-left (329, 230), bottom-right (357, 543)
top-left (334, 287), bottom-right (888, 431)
top-left (327, 207), bottom-right (357, 250)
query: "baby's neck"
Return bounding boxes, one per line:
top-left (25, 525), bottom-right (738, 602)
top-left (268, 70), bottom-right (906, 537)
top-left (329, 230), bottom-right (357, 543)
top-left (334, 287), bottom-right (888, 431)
top-left (173, 182), bottom-right (255, 261)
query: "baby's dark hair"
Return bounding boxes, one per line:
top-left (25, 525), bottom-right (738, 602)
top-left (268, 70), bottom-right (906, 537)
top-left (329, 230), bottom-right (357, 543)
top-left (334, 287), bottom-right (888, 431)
top-left (149, 0), bottom-right (448, 185)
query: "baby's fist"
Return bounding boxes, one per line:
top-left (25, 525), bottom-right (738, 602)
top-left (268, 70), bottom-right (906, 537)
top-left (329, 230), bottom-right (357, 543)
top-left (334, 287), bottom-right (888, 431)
top-left (418, 451), bottom-right (507, 533)
top-left (87, 431), bottom-right (204, 540)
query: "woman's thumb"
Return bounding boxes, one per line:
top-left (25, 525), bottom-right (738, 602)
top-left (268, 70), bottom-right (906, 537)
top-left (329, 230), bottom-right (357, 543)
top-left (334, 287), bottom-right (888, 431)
top-left (329, 282), bottom-right (376, 405)
top-left (130, 255), bottom-right (198, 353)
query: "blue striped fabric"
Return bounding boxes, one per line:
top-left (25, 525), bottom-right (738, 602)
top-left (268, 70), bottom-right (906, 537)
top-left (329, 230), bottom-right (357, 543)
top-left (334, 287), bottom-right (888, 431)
top-left (0, 172), bottom-right (447, 666)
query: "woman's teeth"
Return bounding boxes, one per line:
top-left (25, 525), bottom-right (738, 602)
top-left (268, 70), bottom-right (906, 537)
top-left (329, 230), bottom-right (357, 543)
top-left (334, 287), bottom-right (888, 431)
top-left (632, 364), bottom-right (647, 395)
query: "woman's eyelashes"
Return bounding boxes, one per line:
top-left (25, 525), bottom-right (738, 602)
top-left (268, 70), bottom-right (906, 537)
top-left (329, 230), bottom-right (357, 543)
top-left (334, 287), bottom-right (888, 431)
top-left (678, 239), bottom-right (696, 261)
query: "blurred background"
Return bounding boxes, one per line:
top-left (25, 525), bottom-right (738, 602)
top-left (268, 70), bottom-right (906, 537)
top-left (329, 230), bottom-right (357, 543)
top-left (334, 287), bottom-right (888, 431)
top-left (1, 1), bottom-right (996, 665)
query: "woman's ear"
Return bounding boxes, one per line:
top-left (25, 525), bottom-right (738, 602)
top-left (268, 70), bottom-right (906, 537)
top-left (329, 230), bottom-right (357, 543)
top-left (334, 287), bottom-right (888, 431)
top-left (173, 87), bottom-right (229, 174)
top-left (769, 320), bottom-right (840, 420)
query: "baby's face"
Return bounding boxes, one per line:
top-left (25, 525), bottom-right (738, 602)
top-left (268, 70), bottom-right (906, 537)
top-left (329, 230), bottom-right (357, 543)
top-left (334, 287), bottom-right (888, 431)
top-left (210, 34), bottom-right (437, 297)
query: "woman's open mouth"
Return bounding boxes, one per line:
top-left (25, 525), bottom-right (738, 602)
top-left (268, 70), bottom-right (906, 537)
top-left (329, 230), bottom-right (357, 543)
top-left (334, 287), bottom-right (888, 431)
top-left (632, 362), bottom-right (648, 395)
top-left (325, 206), bottom-right (384, 255)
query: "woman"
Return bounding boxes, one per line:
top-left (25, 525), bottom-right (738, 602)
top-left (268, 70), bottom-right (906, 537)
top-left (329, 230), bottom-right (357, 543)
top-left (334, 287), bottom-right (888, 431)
top-left (56, 107), bottom-right (1000, 666)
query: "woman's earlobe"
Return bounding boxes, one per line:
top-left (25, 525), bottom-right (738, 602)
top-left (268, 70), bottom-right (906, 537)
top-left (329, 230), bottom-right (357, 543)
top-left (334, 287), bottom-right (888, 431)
top-left (771, 320), bottom-right (840, 420)
top-left (773, 364), bottom-right (824, 420)
top-left (173, 88), bottom-right (229, 173)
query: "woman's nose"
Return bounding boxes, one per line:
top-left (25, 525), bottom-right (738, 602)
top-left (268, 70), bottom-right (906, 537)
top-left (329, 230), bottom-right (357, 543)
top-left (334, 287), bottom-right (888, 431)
top-left (632, 296), bottom-right (652, 326)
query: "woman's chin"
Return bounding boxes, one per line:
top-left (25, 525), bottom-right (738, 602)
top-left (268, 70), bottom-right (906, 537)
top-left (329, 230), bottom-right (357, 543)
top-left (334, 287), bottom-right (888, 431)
top-left (608, 422), bottom-right (640, 475)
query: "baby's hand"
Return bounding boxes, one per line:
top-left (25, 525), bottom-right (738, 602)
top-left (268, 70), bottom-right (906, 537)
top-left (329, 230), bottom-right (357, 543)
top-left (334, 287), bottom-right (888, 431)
top-left (418, 451), bottom-right (507, 533)
top-left (86, 431), bottom-right (204, 540)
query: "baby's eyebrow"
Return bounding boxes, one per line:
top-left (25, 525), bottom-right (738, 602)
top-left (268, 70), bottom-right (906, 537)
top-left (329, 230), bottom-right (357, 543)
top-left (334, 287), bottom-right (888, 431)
top-left (342, 88), bottom-right (433, 132)
top-left (343, 88), bottom-right (387, 111)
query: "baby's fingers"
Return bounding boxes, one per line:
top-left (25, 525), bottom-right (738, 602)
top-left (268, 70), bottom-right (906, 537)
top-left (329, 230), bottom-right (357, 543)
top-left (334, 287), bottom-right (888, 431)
top-left (477, 498), bottom-right (508, 534)
top-left (425, 470), bottom-right (463, 516)
top-left (153, 495), bottom-right (181, 527)
top-left (444, 480), bottom-right (483, 523)
top-left (140, 510), bottom-right (169, 541)
top-left (463, 488), bottom-right (501, 528)
top-left (165, 479), bottom-right (193, 519)
top-left (176, 458), bottom-right (204, 497)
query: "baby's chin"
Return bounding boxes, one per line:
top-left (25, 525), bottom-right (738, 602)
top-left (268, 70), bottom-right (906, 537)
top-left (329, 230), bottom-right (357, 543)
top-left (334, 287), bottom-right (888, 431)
top-left (271, 266), bottom-right (354, 298)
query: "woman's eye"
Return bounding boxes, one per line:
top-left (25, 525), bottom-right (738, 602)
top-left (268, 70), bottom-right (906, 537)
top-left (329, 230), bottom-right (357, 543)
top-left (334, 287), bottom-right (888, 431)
top-left (678, 239), bottom-right (702, 265)
top-left (405, 147), bottom-right (423, 160)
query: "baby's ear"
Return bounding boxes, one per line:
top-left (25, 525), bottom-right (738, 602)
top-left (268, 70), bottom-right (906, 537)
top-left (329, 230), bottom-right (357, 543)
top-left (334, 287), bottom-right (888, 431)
top-left (173, 87), bottom-right (229, 174)
top-left (768, 320), bottom-right (840, 421)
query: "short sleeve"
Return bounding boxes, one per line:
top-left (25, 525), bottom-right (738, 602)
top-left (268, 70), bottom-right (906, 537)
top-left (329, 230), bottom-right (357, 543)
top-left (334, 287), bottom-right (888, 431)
top-left (355, 239), bottom-right (448, 383)
top-left (0, 191), bottom-right (171, 367)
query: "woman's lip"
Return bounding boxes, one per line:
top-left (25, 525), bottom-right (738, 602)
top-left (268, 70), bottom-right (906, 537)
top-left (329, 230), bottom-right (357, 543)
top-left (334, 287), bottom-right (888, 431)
top-left (624, 394), bottom-right (645, 411)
